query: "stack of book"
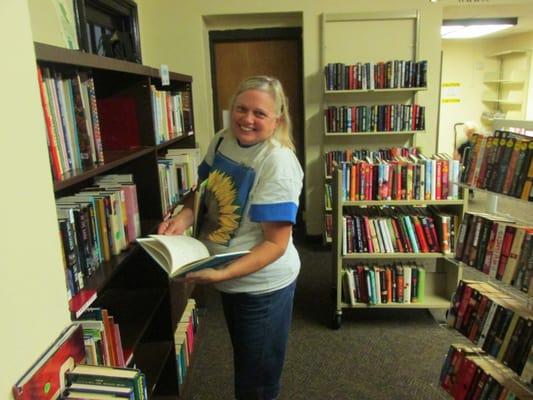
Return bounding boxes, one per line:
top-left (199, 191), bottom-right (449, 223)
top-left (324, 60), bottom-right (427, 90)
top-left (174, 299), bottom-right (200, 385)
top-left (455, 212), bottom-right (533, 292)
top-left (461, 131), bottom-right (533, 201)
top-left (343, 262), bottom-right (425, 305)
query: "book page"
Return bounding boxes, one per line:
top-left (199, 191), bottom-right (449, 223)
top-left (138, 235), bottom-right (210, 275)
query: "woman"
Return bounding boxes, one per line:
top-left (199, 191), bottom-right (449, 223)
top-left (158, 75), bottom-right (303, 400)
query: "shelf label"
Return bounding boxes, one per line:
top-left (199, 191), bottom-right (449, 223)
top-left (160, 64), bottom-right (170, 86)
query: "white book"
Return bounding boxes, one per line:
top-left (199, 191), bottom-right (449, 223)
top-left (137, 235), bottom-right (249, 278)
top-left (477, 301), bottom-right (499, 347)
top-left (403, 266), bottom-right (412, 303)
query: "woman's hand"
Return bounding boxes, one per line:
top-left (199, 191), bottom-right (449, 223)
top-left (174, 268), bottom-right (226, 284)
top-left (158, 209), bottom-right (194, 235)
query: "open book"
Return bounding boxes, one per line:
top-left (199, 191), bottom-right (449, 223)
top-left (137, 235), bottom-right (249, 278)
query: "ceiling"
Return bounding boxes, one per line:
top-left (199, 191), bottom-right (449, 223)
top-left (442, 2), bottom-right (533, 38)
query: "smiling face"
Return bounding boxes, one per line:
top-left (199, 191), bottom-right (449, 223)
top-left (231, 89), bottom-right (279, 146)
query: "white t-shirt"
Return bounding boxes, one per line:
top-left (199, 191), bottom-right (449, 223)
top-left (197, 129), bottom-right (303, 294)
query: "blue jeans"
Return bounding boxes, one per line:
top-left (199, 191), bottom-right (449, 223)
top-left (221, 280), bottom-right (297, 400)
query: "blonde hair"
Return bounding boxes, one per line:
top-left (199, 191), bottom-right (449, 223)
top-left (229, 75), bottom-right (295, 151)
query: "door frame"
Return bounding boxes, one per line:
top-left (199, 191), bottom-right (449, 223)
top-left (208, 27), bottom-right (305, 165)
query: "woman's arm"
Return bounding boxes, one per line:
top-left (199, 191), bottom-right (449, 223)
top-left (180, 221), bottom-right (293, 284)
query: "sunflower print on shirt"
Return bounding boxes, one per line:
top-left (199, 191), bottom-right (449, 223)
top-left (202, 152), bottom-right (255, 246)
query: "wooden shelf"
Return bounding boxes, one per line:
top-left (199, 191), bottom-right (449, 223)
top-left (34, 42), bottom-right (192, 83)
top-left (134, 341), bottom-right (174, 397)
top-left (96, 288), bottom-right (167, 353)
top-left (155, 134), bottom-right (194, 151)
top-left (53, 147), bottom-right (154, 192)
top-left (325, 131), bottom-right (422, 137)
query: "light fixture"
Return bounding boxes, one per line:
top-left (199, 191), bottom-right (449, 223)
top-left (441, 18), bottom-right (517, 39)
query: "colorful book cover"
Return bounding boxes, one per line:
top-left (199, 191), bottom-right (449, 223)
top-left (13, 324), bottom-right (85, 400)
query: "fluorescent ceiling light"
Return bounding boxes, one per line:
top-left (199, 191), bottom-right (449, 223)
top-left (441, 18), bottom-right (517, 39)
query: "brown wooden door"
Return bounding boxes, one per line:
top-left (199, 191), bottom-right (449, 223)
top-left (209, 29), bottom-right (304, 175)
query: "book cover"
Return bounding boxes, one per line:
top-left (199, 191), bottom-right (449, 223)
top-left (13, 324), bottom-right (85, 400)
top-left (137, 235), bottom-right (249, 278)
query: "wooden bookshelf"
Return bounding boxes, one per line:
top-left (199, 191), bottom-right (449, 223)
top-left (34, 42), bottom-right (200, 398)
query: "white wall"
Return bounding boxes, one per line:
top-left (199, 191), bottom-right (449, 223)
top-left (0, 1), bottom-right (70, 398)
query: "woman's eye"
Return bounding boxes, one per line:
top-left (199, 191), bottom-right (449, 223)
top-left (235, 106), bottom-right (247, 113)
top-left (254, 111), bottom-right (267, 118)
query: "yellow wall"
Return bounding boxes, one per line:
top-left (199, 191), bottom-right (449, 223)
top-left (439, 31), bottom-right (533, 154)
top-left (0, 1), bottom-right (70, 398)
top-left (27, 0), bottom-right (443, 235)
top-left (136, 0), bottom-right (443, 235)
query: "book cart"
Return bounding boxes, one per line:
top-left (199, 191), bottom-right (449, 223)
top-left (34, 42), bottom-right (201, 399)
top-left (330, 168), bottom-right (467, 328)
top-left (439, 121), bottom-right (533, 399)
top-left (321, 10), bottom-right (427, 245)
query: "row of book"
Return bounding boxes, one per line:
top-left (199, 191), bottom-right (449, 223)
top-left (455, 212), bottom-right (533, 294)
top-left (13, 323), bottom-right (147, 400)
top-left (37, 67), bottom-right (104, 180)
top-left (150, 85), bottom-right (193, 144)
top-left (175, 299), bottom-right (200, 385)
top-left (342, 263), bottom-right (426, 305)
top-left (157, 147), bottom-right (202, 217)
top-left (324, 147), bottom-right (419, 177)
top-left (57, 174), bottom-right (141, 299)
top-left (337, 155), bottom-right (461, 202)
top-left (324, 104), bottom-right (425, 133)
top-left (449, 281), bottom-right (533, 377)
top-left (440, 343), bottom-right (533, 400)
top-left (341, 206), bottom-right (457, 255)
top-left (79, 307), bottom-right (127, 368)
top-left (461, 131), bottom-right (533, 202)
top-left (324, 60), bottom-right (428, 90)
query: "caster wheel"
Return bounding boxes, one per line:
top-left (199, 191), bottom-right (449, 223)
top-left (331, 313), bottom-right (341, 330)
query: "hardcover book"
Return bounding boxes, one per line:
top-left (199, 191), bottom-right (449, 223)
top-left (137, 235), bottom-right (249, 278)
top-left (12, 324), bottom-right (86, 400)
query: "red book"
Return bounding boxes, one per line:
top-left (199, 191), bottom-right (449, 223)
top-left (452, 356), bottom-right (478, 400)
top-left (97, 97), bottom-right (141, 150)
top-left (496, 226), bottom-right (517, 280)
top-left (442, 160), bottom-right (449, 199)
top-left (12, 324), bottom-right (85, 400)
top-left (455, 285), bottom-right (473, 330)
top-left (68, 289), bottom-right (97, 319)
top-left (435, 160), bottom-right (442, 200)
top-left (37, 67), bottom-right (62, 180)
top-left (412, 216), bottom-right (430, 252)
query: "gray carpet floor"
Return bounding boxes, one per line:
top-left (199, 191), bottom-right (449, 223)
top-left (185, 192), bottom-right (523, 400)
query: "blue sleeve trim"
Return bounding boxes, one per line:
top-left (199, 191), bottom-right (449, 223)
top-left (198, 161), bottom-right (211, 182)
top-left (250, 202), bottom-right (298, 224)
